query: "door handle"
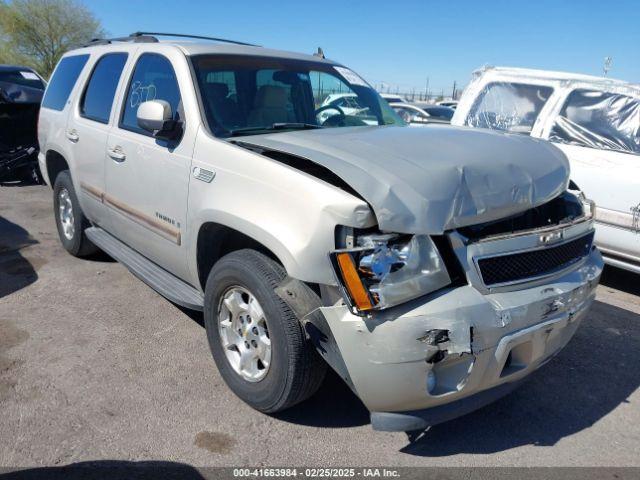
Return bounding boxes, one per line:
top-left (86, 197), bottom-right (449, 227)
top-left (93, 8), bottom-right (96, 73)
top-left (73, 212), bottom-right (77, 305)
top-left (107, 146), bottom-right (126, 162)
top-left (66, 129), bottom-right (79, 143)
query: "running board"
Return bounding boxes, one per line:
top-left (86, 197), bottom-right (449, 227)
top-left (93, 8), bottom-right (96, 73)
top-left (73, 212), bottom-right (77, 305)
top-left (85, 227), bottom-right (204, 311)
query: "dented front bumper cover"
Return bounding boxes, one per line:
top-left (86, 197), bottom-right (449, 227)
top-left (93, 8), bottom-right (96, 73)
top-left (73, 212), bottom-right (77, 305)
top-left (314, 246), bottom-right (602, 432)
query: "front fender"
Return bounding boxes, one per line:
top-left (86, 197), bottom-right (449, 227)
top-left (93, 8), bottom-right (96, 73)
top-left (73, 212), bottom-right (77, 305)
top-left (186, 132), bottom-right (376, 287)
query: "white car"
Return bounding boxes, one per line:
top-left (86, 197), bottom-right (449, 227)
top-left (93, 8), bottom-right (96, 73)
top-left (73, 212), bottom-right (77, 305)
top-left (319, 93), bottom-right (371, 122)
top-left (391, 103), bottom-right (454, 125)
top-left (453, 66), bottom-right (640, 274)
top-left (437, 100), bottom-right (458, 109)
top-left (380, 93), bottom-right (408, 104)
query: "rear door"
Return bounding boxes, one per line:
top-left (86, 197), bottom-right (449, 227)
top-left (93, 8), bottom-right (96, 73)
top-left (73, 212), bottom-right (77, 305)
top-left (104, 51), bottom-right (194, 279)
top-left (38, 54), bottom-right (89, 187)
top-left (540, 88), bottom-right (640, 262)
top-left (65, 52), bottom-right (130, 225)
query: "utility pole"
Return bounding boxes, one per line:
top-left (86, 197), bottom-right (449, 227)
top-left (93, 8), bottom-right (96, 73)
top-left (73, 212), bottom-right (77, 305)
top-left (452, 81), bottom-right (457, 100)
top-left (425, 77), bottom-right (430, 102)
top-left (603, 56), bottom-right (613, 77)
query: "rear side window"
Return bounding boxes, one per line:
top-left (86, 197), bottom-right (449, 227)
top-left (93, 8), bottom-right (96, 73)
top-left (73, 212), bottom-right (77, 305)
top-left (41, 55), bottom-right (89, 111)
top-left (549, 89), bottom-right (640, 155)
top-left (464, 82), bottom-right (553, 134)
top-left (120, 53), bottom-right (181, 134)
top-left (80, 53), bottom-right (128, 124)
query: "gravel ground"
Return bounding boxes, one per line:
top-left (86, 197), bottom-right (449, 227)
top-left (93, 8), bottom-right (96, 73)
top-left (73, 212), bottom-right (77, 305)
top-left (1, 184), bottom-right (639, 469)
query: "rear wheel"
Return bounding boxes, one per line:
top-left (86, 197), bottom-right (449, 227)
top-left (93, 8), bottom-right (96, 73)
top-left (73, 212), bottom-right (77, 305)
top-left (204, 249), bottom-right (326, 413)
top-left (53, 170), bottom-right (98, 257)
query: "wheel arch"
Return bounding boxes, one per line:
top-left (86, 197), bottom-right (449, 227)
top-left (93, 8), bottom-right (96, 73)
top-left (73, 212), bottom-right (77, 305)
top-left (195, 220), bottom-right (300, 292)
top-left (45, 150), bottom-right (70, 188)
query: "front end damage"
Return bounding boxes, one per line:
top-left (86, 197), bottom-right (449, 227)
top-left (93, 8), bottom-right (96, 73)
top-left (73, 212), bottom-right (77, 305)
top-left (237, 123), bottom-right (601, 431)
top-left (300, 194), bottom-right (603, 432)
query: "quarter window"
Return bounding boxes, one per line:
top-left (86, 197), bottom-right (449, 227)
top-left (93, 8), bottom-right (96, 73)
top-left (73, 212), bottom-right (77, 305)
top-left (80, 53), bottom-right (128, 124)
top-left (549, 89), bottom-right (640, 155)
top-left (41, 55), bottom-right (89, 111)
top-left (120, 54), bottom-right (182, 134)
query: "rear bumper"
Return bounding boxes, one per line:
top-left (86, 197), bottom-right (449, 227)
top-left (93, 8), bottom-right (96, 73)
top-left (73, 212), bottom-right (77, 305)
top-left (37, 151), bottom-right (50, 186)
top-left (316, 247), bottom-right (603, 430)
top-left (0, 146), bottom-right (38, 181)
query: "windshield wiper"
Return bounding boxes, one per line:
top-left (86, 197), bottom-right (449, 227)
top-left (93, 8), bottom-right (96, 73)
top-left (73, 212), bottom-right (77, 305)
top-left (228, 123), bottom-right (323, 137)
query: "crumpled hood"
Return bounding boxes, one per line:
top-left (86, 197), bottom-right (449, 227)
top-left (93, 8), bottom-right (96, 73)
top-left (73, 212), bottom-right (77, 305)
top-left (234, 125), bottom-right (570, 234)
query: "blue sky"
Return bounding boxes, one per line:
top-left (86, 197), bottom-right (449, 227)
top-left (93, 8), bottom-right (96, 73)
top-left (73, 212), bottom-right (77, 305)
top-left (84, 0), bottom-right (639, 93)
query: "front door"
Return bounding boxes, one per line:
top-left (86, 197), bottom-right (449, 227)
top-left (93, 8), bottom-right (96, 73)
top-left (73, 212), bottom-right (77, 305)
top-left (104, 52), bottom-right (193, 279)
top-left (542, 88), bottom-right (640, 262)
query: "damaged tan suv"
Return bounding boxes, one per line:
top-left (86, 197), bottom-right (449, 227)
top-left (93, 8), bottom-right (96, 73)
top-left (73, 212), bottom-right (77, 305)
top-left (38, 33), bottom-right (603, 432)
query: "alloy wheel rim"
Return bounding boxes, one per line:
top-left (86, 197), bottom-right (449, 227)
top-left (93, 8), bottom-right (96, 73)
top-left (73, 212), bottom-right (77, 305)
top-left (58, 188), bottom-right (75, 240)
top-left (217, 286), bottom-right (271, 382)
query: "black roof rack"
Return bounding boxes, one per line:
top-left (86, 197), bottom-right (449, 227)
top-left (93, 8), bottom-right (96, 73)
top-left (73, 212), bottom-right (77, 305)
top-left (131, 32), bottom-right (259, 47)
top-left (81, 34), bottom-right (158, 47)
top-left (82, 32), bottom-right (258, 48)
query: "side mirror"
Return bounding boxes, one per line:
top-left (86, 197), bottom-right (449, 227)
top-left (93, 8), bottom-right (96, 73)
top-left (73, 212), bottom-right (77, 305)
top-left (137, 100), bottom-right (177, 137)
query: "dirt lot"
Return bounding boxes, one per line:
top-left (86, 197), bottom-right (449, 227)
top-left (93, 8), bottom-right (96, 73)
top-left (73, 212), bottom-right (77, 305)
top-left (1, 184), bottom-right (639, 468)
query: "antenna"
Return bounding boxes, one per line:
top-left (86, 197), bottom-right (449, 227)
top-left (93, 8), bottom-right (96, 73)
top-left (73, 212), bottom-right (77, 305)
top-left (314, 47), bottom-right (325, 59)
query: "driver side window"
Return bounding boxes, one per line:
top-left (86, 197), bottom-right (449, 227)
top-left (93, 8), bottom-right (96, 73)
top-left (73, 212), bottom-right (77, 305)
top-left (120, 53), bottom-right (181, 135)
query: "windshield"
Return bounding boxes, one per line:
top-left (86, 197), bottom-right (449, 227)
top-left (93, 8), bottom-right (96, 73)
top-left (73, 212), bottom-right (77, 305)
top-left (465, 82), bottom-right (553, 134)
top-left (0, 69), bottom-right (45, 90)
top-left (191, 55), bottom-right (404, 137)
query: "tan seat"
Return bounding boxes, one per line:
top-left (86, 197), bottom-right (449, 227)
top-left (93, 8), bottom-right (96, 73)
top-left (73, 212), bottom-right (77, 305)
top-left (247, 85), bottom-right (290, 126)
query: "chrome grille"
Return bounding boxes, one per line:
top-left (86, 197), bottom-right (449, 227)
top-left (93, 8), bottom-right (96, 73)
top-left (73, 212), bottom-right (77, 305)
top-left (477, 232), bottom-right (594, 287)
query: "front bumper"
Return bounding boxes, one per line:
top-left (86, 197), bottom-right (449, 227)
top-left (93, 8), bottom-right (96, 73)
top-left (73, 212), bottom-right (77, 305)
top-left (316, 246), bottom-right (602, 431)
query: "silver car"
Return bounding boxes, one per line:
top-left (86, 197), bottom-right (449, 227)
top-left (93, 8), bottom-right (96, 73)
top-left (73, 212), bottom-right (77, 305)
top-left (37, 33), bottom-right (602, 432)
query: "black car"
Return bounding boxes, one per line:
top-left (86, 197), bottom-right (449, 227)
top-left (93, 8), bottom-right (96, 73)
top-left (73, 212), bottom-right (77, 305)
top-left (0, 65), bottom-right (46, 183)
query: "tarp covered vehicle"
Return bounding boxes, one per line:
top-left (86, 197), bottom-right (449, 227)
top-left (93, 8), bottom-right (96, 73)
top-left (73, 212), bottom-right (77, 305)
top-left (0, 65), bottom-right (46, 184)
top-left (452, 67), bottom-right (640, 274)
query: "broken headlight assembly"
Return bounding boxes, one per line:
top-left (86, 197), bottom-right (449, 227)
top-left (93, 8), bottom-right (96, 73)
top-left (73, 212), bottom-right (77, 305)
top-left (330, 233), bottom-right (452, 314)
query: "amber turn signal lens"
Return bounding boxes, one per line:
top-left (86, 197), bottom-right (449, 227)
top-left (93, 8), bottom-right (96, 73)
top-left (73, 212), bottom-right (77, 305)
top-left (336, 252), bottom-right (374, 311)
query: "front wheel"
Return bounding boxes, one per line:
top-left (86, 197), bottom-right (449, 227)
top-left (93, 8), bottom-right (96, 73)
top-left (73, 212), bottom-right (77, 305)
top-left (53, 171), bottom-right (98, 257)
top-left (204, 249), bottom-right (326, 413)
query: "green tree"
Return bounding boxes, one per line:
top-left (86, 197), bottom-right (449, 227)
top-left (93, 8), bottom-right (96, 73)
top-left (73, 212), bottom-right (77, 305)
top-left (0, 0), bottom-right (104, 78)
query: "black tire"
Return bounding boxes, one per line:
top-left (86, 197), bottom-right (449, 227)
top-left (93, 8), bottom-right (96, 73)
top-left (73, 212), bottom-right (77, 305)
top-left (204, 249), bottom-right (326, 413)
top-left (53, 170), bottom-right (98, 257)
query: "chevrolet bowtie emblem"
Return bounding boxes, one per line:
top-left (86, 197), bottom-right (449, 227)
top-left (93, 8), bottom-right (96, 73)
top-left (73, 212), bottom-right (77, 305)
top-left (539, 230), bottom-right (564, 246)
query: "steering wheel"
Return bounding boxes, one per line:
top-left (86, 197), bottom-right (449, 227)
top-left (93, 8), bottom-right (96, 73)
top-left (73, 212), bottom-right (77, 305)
top-left (315, 104), bottom-right (346, 126)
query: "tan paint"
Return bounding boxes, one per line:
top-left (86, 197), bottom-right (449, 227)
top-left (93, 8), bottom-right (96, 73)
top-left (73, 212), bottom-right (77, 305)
top-left (80, 183), bottom-right (181, 245)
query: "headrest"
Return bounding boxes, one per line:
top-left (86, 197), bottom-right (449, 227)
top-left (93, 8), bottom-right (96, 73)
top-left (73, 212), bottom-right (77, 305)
top-left (203, 82), bottom-right (229, 99)
top-left (254, 85), bottom-right (287, 108)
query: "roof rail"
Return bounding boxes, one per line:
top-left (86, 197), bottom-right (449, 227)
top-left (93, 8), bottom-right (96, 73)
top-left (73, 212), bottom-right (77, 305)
top-left (81, 32), bottom-right (257, 49)
top-left (130, 32), bottom-right (259, 47)
top-left (81, 34), bottom-right (158, 48)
